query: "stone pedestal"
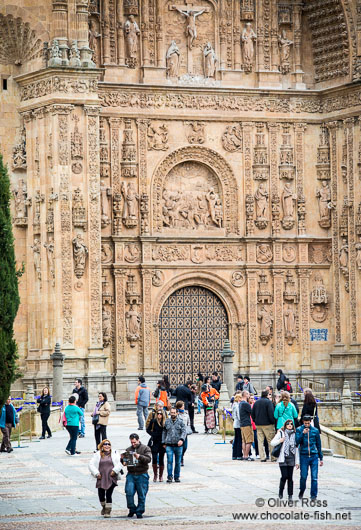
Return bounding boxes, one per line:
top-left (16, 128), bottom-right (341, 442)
top-left (221, 339), bottom-right (235, 399)
top-left (50, 343), bottom-right (65, 403)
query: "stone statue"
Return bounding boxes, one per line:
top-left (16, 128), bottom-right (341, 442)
top-left (281, 182), bottom-right (296, 229)
top-left (205, 187), bottom-right (219, 226)
top-left (102, 306), bottom-right (111, 348)
top-left (89, 19), bottom-right (101, 65)
top-left (284, 305), bottom-right (296, 344)
top-left (44, 238), bottom-right (55, 287)
top-left (214, 199), bottom-right (223, 228)
top-left (12, 128), bottom-right (27, 170)
top-left (173, 5), bottom-right (206, 49)
top-left (31, 238), bottom-right (41, 281)
top-left (100, 180), bottom-right (111, 227)
top-left (166, 40), bottom-right (180, 78)
top-left (124, 15), bottom-right (140, 67)
top-left (69, 40), bottom-right (81, 67)
top-left (204, 42), bottom-right (217, 78)
top-left (49, 39), bottom-right (62, 67)
top-left (126, 303), bottom-right (141, 344)
top-left (147, 123), bottom-right (168, 150)
top-left (316, 180), bottom-right (331, 228)
top-left (72, 233), bottom-right (88, 278)
top-left (242, 23), bottom-right (257, 70)
top-left (162, 189), bottom-right (180, 228)
top-left (13, 179), bottom-right (27, 219)
top-left (258, 305), bottom-right (273, 343)
top-left (221, 125), bottom-right (243, 152)
top-left (121, 182), bottom-right (139, 225)
top-left (33, 190), bottom-right (45, 227)
top-left (254, 183), bottom-right (269, 219)
top-left (339, 238), bottom-right (349, 275)
top-left (356, 239), bottom-right (361, 270)
top-left (278, 29), bottom-right (293, 74)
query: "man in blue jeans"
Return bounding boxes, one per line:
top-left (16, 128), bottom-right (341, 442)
top-left (73, 378), bottom-right (88, 438)
top-left (162, 407), bottom-right (187, 483)
top-left (296, 415), bottom-right (323, 500)
top-left (122, 433), bottom-right (152, 519)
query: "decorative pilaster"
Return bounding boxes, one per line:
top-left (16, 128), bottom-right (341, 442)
top-left (243, 122), bottom-right (254, 235)
top-left (247, 270), bottom-right (258, 366)
top-left (297, 269), bottom-right (311, 367)
top-left (294, 122), bottom-right (307, 235)
top-left (109, 118), bottom-right (121, 193)
top-left (272, 269), bottom-right (285, 366)
top-left (141, 269), bottom-right (153, 371)
top-left (268, 123), bottom-right (280, 235)
top-left (113, 269), bottom-right (126, 368)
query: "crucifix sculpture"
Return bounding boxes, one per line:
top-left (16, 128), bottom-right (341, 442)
top-left (171, 4), bottom-right (209, 50)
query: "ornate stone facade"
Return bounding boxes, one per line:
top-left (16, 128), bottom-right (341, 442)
top-left (2, 1), bottom-right (361, 398)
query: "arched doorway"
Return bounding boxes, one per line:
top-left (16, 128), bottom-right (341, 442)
top-left (158, 286), bottom-right (229, 386)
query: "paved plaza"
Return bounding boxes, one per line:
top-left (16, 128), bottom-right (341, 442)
top-left (0, 411), bottom-right (360, 529)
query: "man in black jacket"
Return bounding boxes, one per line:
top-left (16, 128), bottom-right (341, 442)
top-left (251, 389), bottom-right (275, 462)
top-left (276, 369), bottom-right (286, 391)
top-left (235, 375), bottom-right (244, 392)
top-left (73, 378), bottom-right (88, 437)
top-left (174, 381), bottom-right (192, 411)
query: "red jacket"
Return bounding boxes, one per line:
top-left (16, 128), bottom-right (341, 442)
top-left (201, 388), bottom-right (220, 406)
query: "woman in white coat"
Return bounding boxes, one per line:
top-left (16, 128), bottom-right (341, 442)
top-left (89, 439), bottom-right (122, 518)
top-left (271, 419), bottom-right (299, 500)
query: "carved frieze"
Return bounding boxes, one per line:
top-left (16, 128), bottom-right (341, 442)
top-left (21, 76), bottom-right (98, 101)
top-left (147, 122), bottom-right (168, 150)
top-left (152, 244), bottom-right (243, 263)
top-left (222, 124), bottom-right (243, 152)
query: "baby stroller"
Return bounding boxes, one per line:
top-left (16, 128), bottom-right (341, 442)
top-left (205, 402), bottom-right (218, 434)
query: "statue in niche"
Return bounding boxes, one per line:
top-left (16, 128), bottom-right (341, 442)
top-left (31, 238), bottom-right (42, 282)
top-left (316, 180), bottom-right (331, 228)
top-left (13, 179), bottom-right (28, 219)
top-left (258, 305), bottom-right (273, 344)
top-left (173, 5), bottom-right (207, 50)
top-left (69, 40), bottom-right (81, 67)
top-left (12, 128), bottom-right (27, 170)
top-left (339, 238), bottom-right (349, 275)
top-left (214, 199), bottom-right (223, 228)
top-left (278, 29), bottom-right (293, 74)
top-left (206, 188), bottom-right (221, 226)
top-left (102, 306), bottom-right (111, 348)
top-left (356, 238), bottom-right (361, 270)
top-left (89, 19), bottom-right (101, 65)
top-left (281, 182), bottom-right (296, 229)
top-left (242, 23), bottom-right (257, 71)
top-left (44, 238), bottom-right (55, 287)
top-left (222, 124), bottom-right (243, 152)
top-left (121, 182), bottom-right (139, 226)
top-left (147, 123), bottom-right (168, 150)
top-left (100, 180), bottom-right (111, 227)
top-left (72, 233), bottom-right (88, 278)
top-left (254, 182), bottom-right (269, 221)
top-left (33, 190), bottom-right (45, 227)
top-left (284, 304), bottom-right (296, 345)
top-left (256, 243), bottom-right (272, 263)
top-left (166, 40), bottom-right (180, 78)
top-left (126, 303), bottom-right (141, 345)
top-left (124, 15), bottom-right (140, 68)
top-left (204, 42), bottom-right (217, 78)
top-left (310, 275), bottom-right (328, 322)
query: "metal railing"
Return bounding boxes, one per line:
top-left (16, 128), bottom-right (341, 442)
top-left (292, 391), bottom-right (340, 402)
top-left (296, 378), bottom-right (326, 394)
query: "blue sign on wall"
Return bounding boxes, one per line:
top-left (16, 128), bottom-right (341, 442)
top-left (310, 329), bottom-right (328, 341)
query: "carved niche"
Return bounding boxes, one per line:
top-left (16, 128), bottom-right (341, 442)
top-left (122, 118), bottom-right (137, 177)
top-left (0, 15), bottom-right (42, 66)
top-left (316, 181), bottom-right (331, 229)
top-left (316, 125), bottom-right (330, 180)
top-left (72, 188), bottom-right (87, 229)
top-left (310, 273), bottom-right (329, 323)
top-left (160, 161), bottom-right (223, 232)
top-left (253, 123), bottom-right (269, 180)
top-left (13, 179), bottom-right (28, 227)
top-left (152, 146), bottom-right (239, 235)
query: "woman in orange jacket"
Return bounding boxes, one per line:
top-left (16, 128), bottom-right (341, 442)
top-left (200, 384), bottom-right (220, 433)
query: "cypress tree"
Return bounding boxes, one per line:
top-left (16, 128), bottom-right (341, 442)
top-left (0, 153), bottom-right (20, 408)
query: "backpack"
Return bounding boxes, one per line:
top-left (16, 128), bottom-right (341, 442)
top-left (285, 383), bottom-right (292, 393)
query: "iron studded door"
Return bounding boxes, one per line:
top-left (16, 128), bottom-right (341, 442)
top-left (159, 286), bottom-right (229, 386)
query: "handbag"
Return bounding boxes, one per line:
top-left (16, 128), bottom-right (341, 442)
top-left (271, 442), bottom-right (282, 458)
top-left (92, 414), bottom-right (99, 425)
top-left (147, 437), bottom-right (153, 447)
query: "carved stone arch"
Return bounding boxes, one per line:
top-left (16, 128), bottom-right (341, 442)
top-left (151, 146), bottom-right (239, 235)
top-left (153, 271), bottom-right (245, 377)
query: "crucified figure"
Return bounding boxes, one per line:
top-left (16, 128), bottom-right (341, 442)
top-left (173, 5), bottom-right (206, 49)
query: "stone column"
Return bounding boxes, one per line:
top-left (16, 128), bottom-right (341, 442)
top-left (341, 381), bottom-right (353, 426)
top-left (116, 0), bottom-right (125, 64)
top-left (221, 339), bottom-right (235, 398)
top-left (102, 0), bottom-right (111, 64)
top-left (50, 343), bottom-right (65, 403)
top-left (52, 0), bottom-right (68, 42)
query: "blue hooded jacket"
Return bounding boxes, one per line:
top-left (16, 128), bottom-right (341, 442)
top-left (296, 424), bottom-right (323, 460)
top-left (0, 403), bottom-right (17, 428)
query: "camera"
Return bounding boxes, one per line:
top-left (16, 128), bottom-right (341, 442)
top-left (122, 450), bottom-right (138, 467)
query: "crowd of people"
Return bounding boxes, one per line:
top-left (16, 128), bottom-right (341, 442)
top-left (0, 369), bottom-right (324, 518)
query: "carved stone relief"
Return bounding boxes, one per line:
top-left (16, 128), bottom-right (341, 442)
top-left (124, 243), bottom-right (140, 263)
top-left (283, 271), bottom-right (298, 304)
top-left (121, 181), bottom-right (139, 228)
top-left (147, 122), bottom-right (169, 150)
top-left (0, 14), bottom-right (43, 66)
top-left (256, 243), bottom-right (273, 263)
top-left (258, 305), bottom-right (273, 344)
top-left (31, 238), bottom-right (42, 283)
top-left (122, 118), bottom-right (137, 177)
top-left (279, 124), bottom-right (295, 180)
top-left (281, 182), bottom-right (296, 230)
top-left (282, 244), bottom-right (296, 263)
top-left (242, 23), bottom-right (257, 72)
top-left (203, 42), bottom-right (217, 78)
top-left (185, 121), bottom-right (205, 144)
top-left (46, 188), bottom-right (58, 233)
top-left (257, 271), bottom-right (273, 304)
top-left (124, 15), bottom-right (140, 68)
top-left (33, 190), bottom-right (45, 233)
top-left (316, 181), bottom-right (332, 229)
top-left (100, 180), bottom-right (111, 228)
top-left (339, 238), bottom-right (349, 277)
top-left (152, 269), bottom-right (164, 287)
top-left (161, 162), bottom-right (222, 231)
top-left (284, 305), bottom-right (296, 345)
top-left (101, 242), bottom-right (113, 264)
top-left (316, 125), bottom-right (330, 180)
top-left (310, 274), bottom-right (328, 323)
top-left (72, 188), bottom-right (87, 230)
top-left (309, 244), bottom-right (332, 265)
top-left (12, 128), bottom-right (27, 170)
top-left (278, 29), bottom-right (293, 74)
top-left (253, 122), bottom-right (269, 180)
top-left (231, 271), bottom-right (246, 288)
top-left (44, 237), bottom-right (55, 287)
top-left (254, 182), bottom-right (269, 230)
top-left (166, 41), bottom-right (180, 78)
top-left (13, 179), bottom-right (28, 226)
top-left (222, 124), bottom-right (243, 152)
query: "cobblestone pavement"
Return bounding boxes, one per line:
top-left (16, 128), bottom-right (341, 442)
top-left (0, 411), bottom-right (360, 529)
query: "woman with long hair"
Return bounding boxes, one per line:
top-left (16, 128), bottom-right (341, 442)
top-left (271, 419), bottom-right (299, 500)
top-left (37, 387), bottom-right (52, 439)
top-left (274, 391), bottom-right (298, 430)
top-left (91, 392), bottom-right (111, 451)
top-left (175, 400), bottom-right (192, 466)
top-left (89, 439), bottom-right (121, 518)
top-left (146, 407), bottom-right (166, 482)
top-left (301, 388), bottom-right (320, 432)
top-left (231, 393), bottom-right (243, 460)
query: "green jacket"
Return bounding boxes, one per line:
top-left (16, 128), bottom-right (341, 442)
top-left (274, 401), bottom-right (298, 429)
top-left (64, 404), bottom-right (84, 426)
